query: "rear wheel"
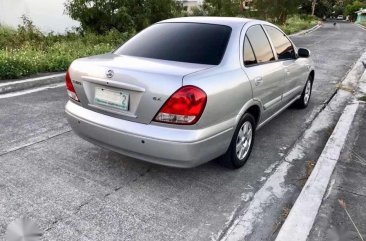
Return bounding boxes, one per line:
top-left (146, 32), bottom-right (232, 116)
top-left (295, 75), bottom-right (313, 109)
top-left (220, 113), bottom-right (256, 169)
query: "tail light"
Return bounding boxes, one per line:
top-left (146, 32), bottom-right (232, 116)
top-left (154, 86), bottom-right (207, 125)
top-left (65, 70), bottom-right (79, 102)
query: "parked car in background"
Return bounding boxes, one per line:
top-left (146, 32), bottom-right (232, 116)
top-left (65, 17), bottom-right (314, 169)
top-left (337, 15), bottom-right (344, 20)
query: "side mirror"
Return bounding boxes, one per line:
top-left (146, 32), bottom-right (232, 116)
top-left (298, 48), bottom-right (310, 58)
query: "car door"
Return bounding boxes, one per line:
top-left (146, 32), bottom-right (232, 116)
top-left (243, 25), bottom-right (285, 121)
top-left (263, 25), bottom-right (307, 103)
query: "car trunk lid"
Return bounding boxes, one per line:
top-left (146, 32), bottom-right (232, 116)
top-left (69, 53), bottom-right (213, 124)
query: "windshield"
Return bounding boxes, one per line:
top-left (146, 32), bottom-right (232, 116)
top-left (115, 23), bottom-right (232, 65)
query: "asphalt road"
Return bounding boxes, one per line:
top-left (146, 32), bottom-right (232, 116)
top-left (1, 22), bottom-right (366, 241)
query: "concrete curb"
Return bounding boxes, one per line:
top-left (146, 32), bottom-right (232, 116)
top-left (0, 73), bottom-right (65, 95)
top-left (289, 24), bottom-right (321, 37)
top-left (275, 102), bottom-right (359, 241)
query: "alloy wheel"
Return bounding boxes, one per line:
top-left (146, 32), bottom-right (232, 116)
top-left (304, 81), bottom-right (312, 105)
top-left (235, 121), bottom-right (253, 160)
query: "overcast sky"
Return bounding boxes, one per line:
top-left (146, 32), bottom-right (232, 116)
top-left (0, 0), bottom-right (80, 33)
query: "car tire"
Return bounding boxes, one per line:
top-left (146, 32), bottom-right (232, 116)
top-left (220, 113), bottom-right (256, 169)
top-left (295, 75), bottom-right (313, 109)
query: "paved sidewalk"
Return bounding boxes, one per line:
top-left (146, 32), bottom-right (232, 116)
top-left (308, 102), bottom-right (366, 241)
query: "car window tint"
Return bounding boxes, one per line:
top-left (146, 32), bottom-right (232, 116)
top-left (264, 25), bottom-right (295, 60)
top-left (246, 25), bottom-right (275, 64)
top-left (243, 36), bottom-right (257, 66)
top-left (115, 23), bottom-right (232, 65)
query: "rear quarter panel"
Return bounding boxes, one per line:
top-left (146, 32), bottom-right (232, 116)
top-left (183, 67), bottom-right (253, 129)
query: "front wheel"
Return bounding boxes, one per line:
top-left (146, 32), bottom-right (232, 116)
top-left (295, 76), bottom-right (313, 109)
top-left (220, 113), bottom-right (256, 169)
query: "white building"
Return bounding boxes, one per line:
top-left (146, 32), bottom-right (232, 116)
top-left (0, 0), bottom-right (80, 33)
top-left (356, 8), bottom-right (366, 23)
top-left (178, 0), bottom-right (203, 11)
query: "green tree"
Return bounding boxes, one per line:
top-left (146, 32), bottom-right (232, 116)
top-left (300, 0), bottom-right (334, 18)
top-left (191, 0), bottom-right (311, 23)
top-left (345, 0), bottom-right (366, 20)
top-left (185, 0), bottom-right (244, 17)
top-left (65, 0), bottom-right (183, 34)
top-left (252, 0), bottom-right (303, 23)
top-left (201, 0), bottom-right (243, 16)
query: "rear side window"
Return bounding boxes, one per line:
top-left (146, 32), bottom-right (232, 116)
top-left (246, 25), bottom-right (275, 64)
top-left (264, 25), bottom-right (295, 60)
top-left (243, 36), bottom-right (257, 66)
top-left (115, 23), bottom-right (232, 65)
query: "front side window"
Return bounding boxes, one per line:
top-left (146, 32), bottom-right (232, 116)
top-left (264, 25), bottom-right (295, 60)
top-left (246, 25), bottom-right (275, 64)
top-left (115, 23), bottom-right (232, 65)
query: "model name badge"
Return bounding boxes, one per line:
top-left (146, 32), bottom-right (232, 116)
top-left (106, 69), bottom-right (114, 79)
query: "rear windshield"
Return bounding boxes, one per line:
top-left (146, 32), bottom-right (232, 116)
top-left (115, 23), bottom-right (232, 65)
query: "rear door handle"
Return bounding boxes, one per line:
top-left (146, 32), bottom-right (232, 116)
top-left (253, 76), bottom-right (263, 86)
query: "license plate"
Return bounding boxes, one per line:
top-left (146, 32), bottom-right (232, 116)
top-left (94, 87), bottom-right (129, 111)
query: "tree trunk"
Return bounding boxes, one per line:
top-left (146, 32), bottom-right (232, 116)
top-left (311, 0), bottom-right (317, 16)
top-left (279, 11), bottom-right (288, 24)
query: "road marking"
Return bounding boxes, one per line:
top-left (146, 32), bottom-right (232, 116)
top-left (275, 102), bottom-right (359, 241)
top-left (0, 73), bottom-right (65, 87)
top-left (0, 83), bottom-right (65, 99)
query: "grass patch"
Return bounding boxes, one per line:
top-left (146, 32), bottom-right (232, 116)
top-left (278, 15), bottom-right (318, 35)
top-left (0, 18), bottom-right (132, 80)
top-left (336, 82), bottom-right (355, 93)
top-left (0, 34), bottom-right (128, 80)
top-left (359, 95), bottom-right (366, 102)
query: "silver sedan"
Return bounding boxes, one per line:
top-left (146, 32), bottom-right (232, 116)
top-left (65, 17), bottom-right (314, 168)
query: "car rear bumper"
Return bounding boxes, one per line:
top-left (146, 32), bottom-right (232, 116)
top-left (65, 101), bottom-right (234, 168)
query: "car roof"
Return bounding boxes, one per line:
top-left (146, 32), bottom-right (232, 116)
top-left (159, 17), bottom-right (259, 29)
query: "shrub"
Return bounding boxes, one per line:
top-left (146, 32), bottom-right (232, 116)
top-left (0, 19), bottom-right (132, 80)
top-left (278, 15), bottom-right (318, 35)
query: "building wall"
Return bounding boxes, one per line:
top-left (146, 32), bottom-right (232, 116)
top-left (180, 0), bottom-right (202, 11)
top-left (356, 13), bottom-right (366, 23)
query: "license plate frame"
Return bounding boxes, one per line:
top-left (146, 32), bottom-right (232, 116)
top-left (94, 87), bottom-right (129, 111)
